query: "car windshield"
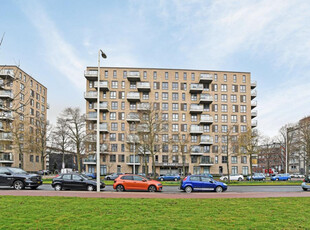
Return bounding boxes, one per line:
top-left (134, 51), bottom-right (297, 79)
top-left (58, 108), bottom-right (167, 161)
top-left (80, 174), bottom-right (89, 180)
top-left (8, 168), bottom-right (27, 174)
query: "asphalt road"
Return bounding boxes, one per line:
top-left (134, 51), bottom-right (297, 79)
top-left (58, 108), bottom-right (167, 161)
top-left (1, 184), bottom-right (303, 193)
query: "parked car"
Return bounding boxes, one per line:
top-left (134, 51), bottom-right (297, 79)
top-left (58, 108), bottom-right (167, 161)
top-left (104, 173), bottom-right (124, 180)
top-left (247, 173), bottom-right (266, 181)
top-left (158, 174), bottom-right (181, 181)
top-left (83, 172), bottom-right (96, 179)
top-left (270, 173), bottom-right (291, 181)
top-left (113, 174), bottom-right (162, 192)
top-left (180, 175), bottom-right (227, 193)
top-left (37, 170), bottom-right (50, 175)
top-left (199, 173), bottom-right (213, 178)
top-left (220, 174), bottom-right (244, 181)
top-left (301, 176), bottom-right (310, 191)
top-left (292, 173), bottom-right (305, 178)
top-left (0, 167), bottom-right (42, 190)
top-left (51, 173), bottom-right (105, 191)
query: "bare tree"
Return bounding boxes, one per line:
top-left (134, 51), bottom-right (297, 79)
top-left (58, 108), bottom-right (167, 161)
top-left (238, 127), bottom-right (260, 178)
top-left (171, 133), bottom-right (190, 178)
top-left (61, 107), bottom-right (86, 172)
top-left (297, 117), bottom-right (310, 177)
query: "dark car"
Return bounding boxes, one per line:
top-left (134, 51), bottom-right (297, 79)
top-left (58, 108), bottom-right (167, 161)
top-left (51, 173), bottom-right (105, 191)
top-left (0, 167), bottom-right (42, 190)
top-left (158, 174), bottom-right (181, 181)
top-left (104, 173), bottom-right (124, 180)
top-left (180, 175), bottom-right (228, 193)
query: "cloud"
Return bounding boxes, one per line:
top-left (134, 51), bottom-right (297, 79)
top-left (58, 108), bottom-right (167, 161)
top-left (19, 2), bottom-right (86, 90)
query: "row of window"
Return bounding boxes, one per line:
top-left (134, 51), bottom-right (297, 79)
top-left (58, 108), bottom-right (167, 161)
top-left (18, 72), bottom-right (46, 95)
top-left (100, 70), bottom-right (247, 83)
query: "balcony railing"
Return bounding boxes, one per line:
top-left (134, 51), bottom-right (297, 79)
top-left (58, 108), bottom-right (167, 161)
top-left (137, 124), bottom-right (149, 133)
top-left (126, 134), bottom-right (140, 143)
top-left (0, 112), bottom-right (13, 120)
top-left (94, 102), bottom-right (109, 111)
top-left (251, 110), bottom-right (258, 117)
top-left (126, 155), bottom-right (140, 164)
top-left (190, 104), bottom-right (203, 113)
top-left (127, 92), bottom-right (140, 101)
top-left (84, 70), bottom-right (98, 79)
top-left (190, 125), bottom-right (203, 134)
top-left (200, 135), bottom-right (213, 145)
top-left (190, 146), bottom-right (204, 155)
top-left (137, 103), bottom-right (150, 111)
top-left (199, 94), bottom-right (213, 103)
top-left (127, 71), bottom-right (141, 81)
top-left (0, 153), bottom-right (14, 162)
top-left (199, 73), bottom-right (213, 83)
top-left (190, 84), bottom-right (204, 93)
top-left (94, 123), bottom-right (109, 132)
top-left (126, 113), bottom-right (140, 122)
top-left (251, 100), bottom-right (257, 108)
top-left (86, 113), bottom-right (97, 120)
top-left (94, 81), bottom-right (109, 90)
top-left (199, 157), bottom-right (214, 165)
top-left (0, 133), bottom-right (12, 141)
top-left (0, 90), bottom-right (13, 99)
top-left (86, 135), bottom-right (96, 142)
top-left (84, 92), bottom-right (98, 100)
top-left (251, 81), bottom-right (257, 89)
top-left (200, 115), bottom-right (213, 124)
top-left (251, 90), bottom-right (257, 98)
top-left (137, 82), bottom-right (151, 91)
top-left (251, 120), bottom-right (258, 127)
top-left (0, 69), bottom-right (15, 79)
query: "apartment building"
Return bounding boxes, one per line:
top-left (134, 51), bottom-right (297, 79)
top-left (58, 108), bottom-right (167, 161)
top-left (0, 66), bottom-right (48, 172)
top-left (84, 67), bottom-right (257, 176)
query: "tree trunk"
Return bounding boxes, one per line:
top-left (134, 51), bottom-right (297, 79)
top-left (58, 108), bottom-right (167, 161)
top-left (249, 153), bottom-right (253, 181)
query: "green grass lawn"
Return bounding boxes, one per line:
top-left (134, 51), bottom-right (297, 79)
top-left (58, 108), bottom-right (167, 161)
top-left (0, 196), bottom-right (309, 229)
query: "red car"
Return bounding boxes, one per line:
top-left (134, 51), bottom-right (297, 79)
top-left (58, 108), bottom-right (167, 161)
top-left (113, 174), bottom-right (163, 192)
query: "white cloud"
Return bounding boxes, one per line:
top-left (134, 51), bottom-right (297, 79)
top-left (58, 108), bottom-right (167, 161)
top-left (19, 2), bottom-right (86, 90)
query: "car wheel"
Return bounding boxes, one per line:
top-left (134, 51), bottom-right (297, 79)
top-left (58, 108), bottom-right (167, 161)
top-left (160, 178), bottom-right (164, 181)
top-left (87, 185), bottom-right (94, 191)
top-left (116, 185), bottom-right (125, 192)
top-left (30, 186), bottom-right (38, 190)
top-left (54, 184), bottom-right (62, 191)
top-left (238, 178), bottom-right (242, 181)
top-left (185, 186), bottom-right (193, 193)
top-left (223, 177), bottom-right (228, 181)
top-left (148, 185), bottom-right (156, 192)
top-left (215, 186), bottom-right (223, 193)
top-left (303, 188), bottom-right (308, 191)
top-left (13, 180), bottom-right (24, 190)
top-left (106, 177), bottom-right (110, 180)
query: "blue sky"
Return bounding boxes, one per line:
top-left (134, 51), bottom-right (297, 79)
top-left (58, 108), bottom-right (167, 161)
top-left (0, 0), bottom-right (310, 138)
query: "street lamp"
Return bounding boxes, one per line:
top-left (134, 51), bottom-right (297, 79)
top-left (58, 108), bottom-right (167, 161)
top-left (96, 49), bottom-right (107, 192)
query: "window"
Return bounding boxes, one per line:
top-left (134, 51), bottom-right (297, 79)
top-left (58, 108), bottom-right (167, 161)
top-left (222, 156), bottom-right (227, 163)
top-left (214, 74), bottom-right (218, 82)
top-left (191, 114), bottom-right (198, 122)
top-left (112, 81), bottom-right (118, 88)
top-left (241, 115), bottom-right (247, 123)
top-left (231, 156), bottom-right (237, 164)
top-left (143, 71), bottom-right (147, 79)
top-left (153, 82), bottom-right (160, 90)
top-left (162, 155), bottom-right (168, 163)
top-left (214, 84), bottom-right (218, 92)
top-left (172, 103), bottom-right (179, 111)
top-left (165, 72), bottom-right (168, 80)
top-left (240, 85), bottom-right (246, 93)
top-left (110, 134), bottom-right (116, 141)
top-left (130, 82), bottom-right (136, 89)
top-left (221, 104), bottom-right (228, 112)
top-left (231, 95), bottom-right (237, 103)
top-left (221, 94), bottom-right (227, 102)
top-left (30, 155), bottom-right (34, 162)
top-left (241, 125), bottom-right (247, 133)
top-left (240, 105), bottom-right (246, 113)
top-left (223, 74), bottom-right (227, 82)
top-left (111, 123), bottom-right (118, 131)
top-left (110, 91), bottom-right (116, 99)
top-left (123, 71), bottom-right (127, 79)
top-left (110, 154), bottom-right (116, 162)
top-left (162, 103), bottom-right (168, 111)
top-left (153, 71), bottom-right (157, 80)
top-left (113, 70), bottom-right (117, 78)
top-left (191, 135), bottom-right (197, 143)
top-left (191, 94), bottom-right (197, 101)
top-left (105, 70), bottom-right (108, 78)
top-left (221, 84), bottom-right (227, 92)
top-left (20, 83), bottom-right (25, 91)
top-left (172, 82), bottom-right (178, 90)
top-left (221, 115), bottom-right (228, 123)
top-left (191, 73), bottom-right (195, 81)
top-left (162, 82), bottom-right (168, 90)
top-left (232, 105), bottom-right (238, 113)
top-left (241, 156), bottom-right (247, 164)
top-left (232, 166), bottom-right (238, 175)
top-left (110, 112), bottom-right (116, 120)
top-left (142, 92), bottom-right (149, 100)
top-left (183, 72), bottom-right (187, 80)
top-left (242, 75), bottom-right (246, 83)
top-left (111, 102), bottom-right (118, 110)
top-left (118, 155), bottom-right (125, 163)
top-left (232, 85), bottom-right (238, 92)
top-left (36, 156), bottom-right (39, 162)
top-left (240, 95), bottom-right (246, 103)
top-left (221, 125), bottom-right (227, 133)
top-left (172, 124), bottom-right (179, 132)
top-left (182, 113), bottom-right (186, 121)
top-left (242, 166), bottom-right (249, 175)
top-left (175, 72), bottom-right (179, 80)
top-left (231, 115), bottom-right (237, 123)
top-left (162, 113), bottom-right (168, 121)
top-left (233, 75), bottom-right (237, 82)
top-left (172, 113), bottom-right (179, 121)
top-left (162, 92), bottom-right (168, 100)
top-left (20, 93), bottom-right (24, 102)
top-left (172, 93), bottom-right (179, 101)
top-left (129, 103), bottom-right (136, 110)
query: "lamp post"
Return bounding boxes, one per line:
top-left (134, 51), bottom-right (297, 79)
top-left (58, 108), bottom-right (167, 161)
top-left (96, 49), bottom-right (107, 192)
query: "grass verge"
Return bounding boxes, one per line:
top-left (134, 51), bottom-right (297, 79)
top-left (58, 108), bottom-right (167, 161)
top-left (0, 196), bottom-right (309, 229)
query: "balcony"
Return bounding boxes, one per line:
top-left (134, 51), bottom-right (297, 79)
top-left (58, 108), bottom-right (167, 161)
top-left (84, 70), bottom-right (98, 80)
top-left (94, 81), bottom-right (109, 91)
top-left (199, 73), bottom-right (213, 83)
top-left (0, 153), bottom-right (14, 164)
top-left (190, 104), bottom-right (203, 113)
top-left (0, 90), bottom-right (13, 100)
top-left (86, 135), bottom-right (96, 143)
top-left (137, 124), bottom-right (149, 133)
top-left (200, 135), bottom-right (213, 145)
top-left (126, 155), bottom-right (141, 165)
top-left (0, 112), bottom-right (13, 120)
top-left (138, 146), bottom-right (151, 155)
top-left (127, 71), bottom-right (141, 81)
top-left (251, 110), bottom-right (258, 118)
top-left (190, 146), bottom-right (204, 155)
top-left (0, 69), bottom-right (15, 79)
top-left (83, 157), bottom-right (96, 165)
top-left (0, 132), bottom-right (12, 141)
top-left (199, 156), bottom-right (214, 166)
top-left (199, 94), bottom-right (213, 104)
top-left (137, 82), bottom-right (151, 92)
top-left (100, 144), bottom-right (109, 153)
top-left (189, 84), bottom-right (203, 93)
top-left (94, 102), bottom-right (109, 112)
top-left (94, 123), bottom-right (109, 132)
top-left (251, 120), bottom-right (258, 128)
top-left (86, 112), bottom-right (97, 121)
top-left (137, 103), bottom-right (150, 111)
top-left (126, 134), bottom-right (140, 143)
top-left (127, 92), bottom-right (140, 102)
top-left (251, 90), bottom-right (257, 99)
top-left (84, 91), bottom-right (97, 101)
top-left (251, 81), bottom-right (257, 89)
top-left (200, 115), bottom-right (213, 124)
top-left (126, 113), bottom-right (140, 122)
top-left (251, 100), bottom-right (257, 109)
top-left (190, 125), bottom-right (203, 134)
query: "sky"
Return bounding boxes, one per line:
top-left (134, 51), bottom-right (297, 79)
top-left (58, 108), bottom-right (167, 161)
top-left (0, 0), bottom-right (310, 138)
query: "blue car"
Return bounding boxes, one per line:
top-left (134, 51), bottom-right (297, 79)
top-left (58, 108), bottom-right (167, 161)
top-left (247, 173), bottom-right (266, 181)
top-left (271, 173), bottom-right (291, 181)
top-left (180, 175), bottom-right (227, 193)
top-left (84, 173), bottom-right (96, 179)
top-left (158, 174), bottom-right (180, 181)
